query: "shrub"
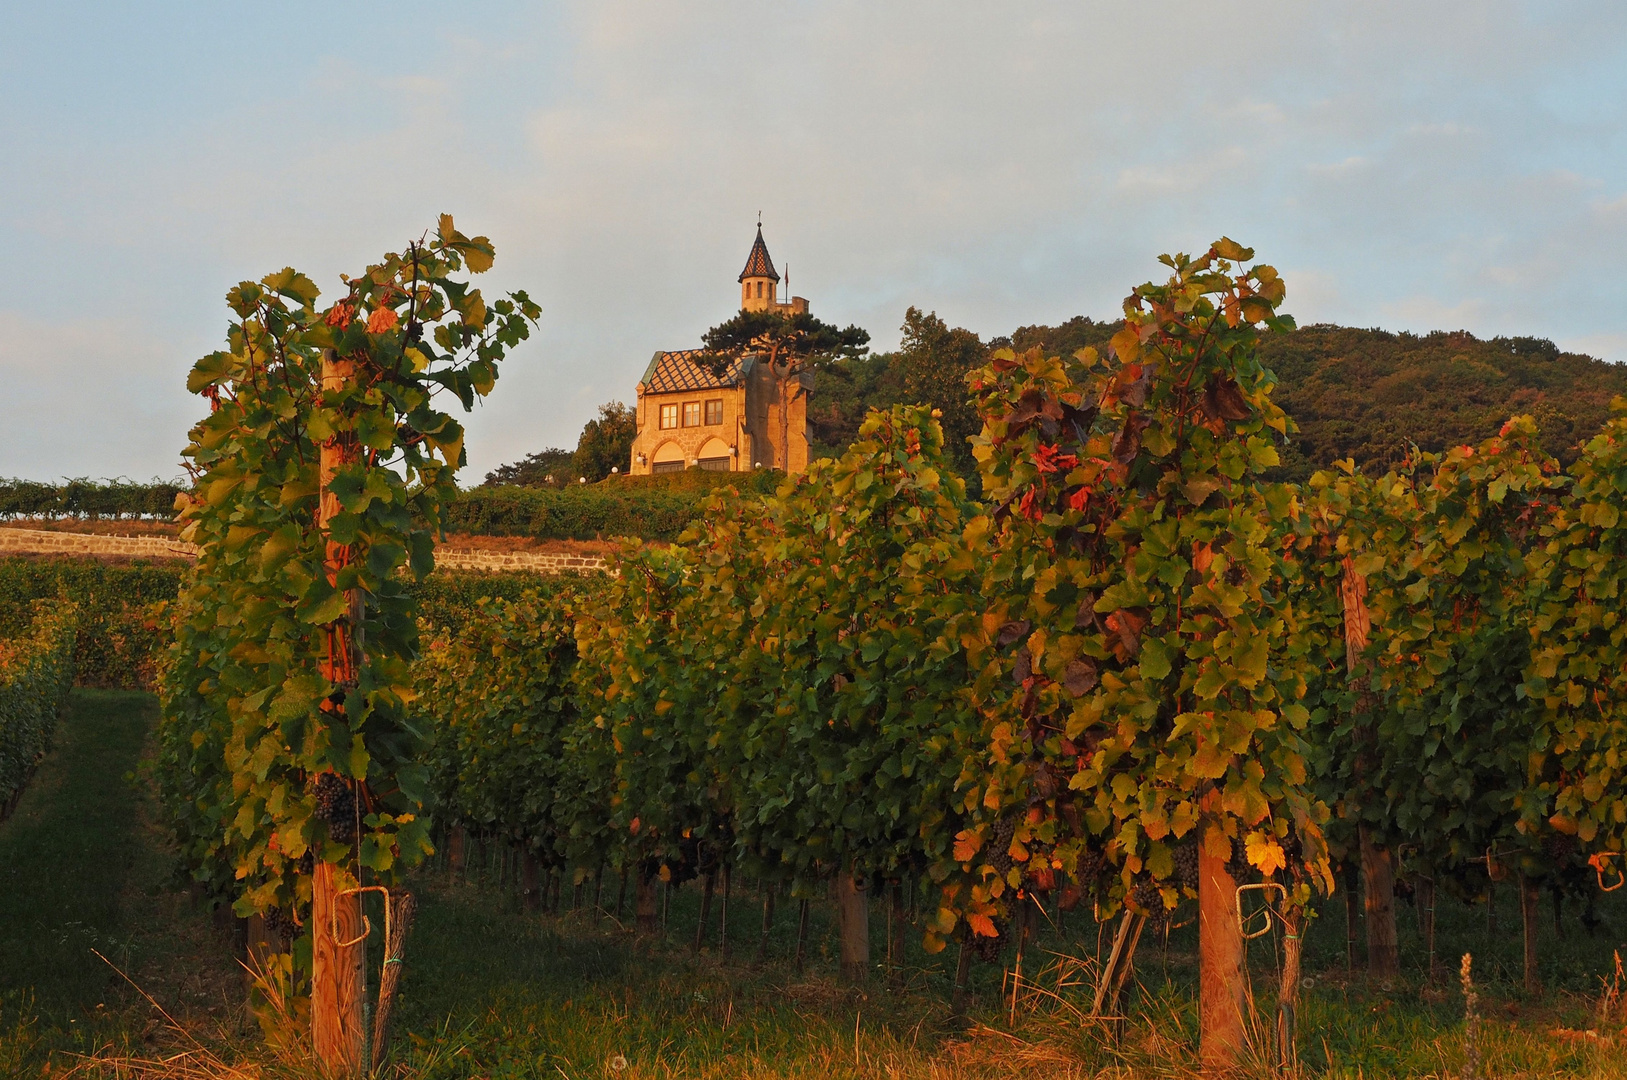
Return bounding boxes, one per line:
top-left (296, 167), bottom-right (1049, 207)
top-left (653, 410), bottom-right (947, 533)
top-left (447, 472), bottom-right (781, 541)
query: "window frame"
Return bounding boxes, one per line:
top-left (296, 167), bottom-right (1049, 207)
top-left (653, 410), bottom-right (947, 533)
top-left (658, 403), bottom-right (678, 430)
top-left (682, 401), bottom-right (702, 427)
top-left (704, 399), bottom-right (723, 426)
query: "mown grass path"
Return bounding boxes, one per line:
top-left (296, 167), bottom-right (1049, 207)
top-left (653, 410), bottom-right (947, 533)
top-left (0, 691), bottom-right (152, 1016)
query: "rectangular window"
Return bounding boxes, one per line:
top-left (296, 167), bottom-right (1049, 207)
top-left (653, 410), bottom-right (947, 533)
top-left (659, 403), bottom-right (678, 430)
top-left (683, 401), bottom-right (701, 427)
top-left (704, 399), bottom-right (723, 425)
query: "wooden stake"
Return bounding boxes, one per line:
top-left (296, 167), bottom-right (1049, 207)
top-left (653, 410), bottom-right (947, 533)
top-left (719, 863), bottom-right (731, 959)
top-left (836, 871), bottom-right (869, 983)
top-left (1199, 837), bottom-right (1245, 1072)
top-left (754, 883), bottom-right (775, 967)
top-left (1361, 826), bottom-right (1399, 978)
top-left (695, 870), bottom-right (716, 953)
top-left (1342, 556), bottom-right (1399, 982)
top-left (447, 826), bottom-right (466, 875)
top-left (635, 871), bottom-right (657, 933)
top-left (794, 898), bottom-right (810, 973)
top-left (371, 891), bottom-right (417, 1067)
top-left (1417, 874), bottom-right (1437, 978)
top-left (521, 850), bottom-right (541, 914)
top-left (312, 348), bottom-right (366, 1077)
top-left (1343, 861), bottom-right (1360, 971)
top-left (1520, 873), bottom-right (1542, 995)
top-left (311, 862), bottom-right (365, 1074)
top-left (1278, 904), bottom-right (1303, 1072)
top-left (951, 936), bottom-right (974, 1019)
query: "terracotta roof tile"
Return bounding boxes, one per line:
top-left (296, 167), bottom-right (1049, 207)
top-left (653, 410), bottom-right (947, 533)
top-left (638, 349), bottom-right (756, 394)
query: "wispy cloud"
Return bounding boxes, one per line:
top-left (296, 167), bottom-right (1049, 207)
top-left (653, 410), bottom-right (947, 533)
top-left (1, 0), bottom-right (1625, 479)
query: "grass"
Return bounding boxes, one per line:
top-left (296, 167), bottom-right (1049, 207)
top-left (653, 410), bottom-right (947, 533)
top-left (3, 691), bottom-right (1627, 1077)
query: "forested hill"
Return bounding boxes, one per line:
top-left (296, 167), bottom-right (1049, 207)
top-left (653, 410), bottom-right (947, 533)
top-left (810, 314), bottom-right (1627, 482)
top-left (1258, 325), bottom-right (1627, 479)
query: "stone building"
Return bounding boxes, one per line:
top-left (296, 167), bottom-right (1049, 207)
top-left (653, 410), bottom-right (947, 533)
top-left (628, 227), bottom-right (813, 475)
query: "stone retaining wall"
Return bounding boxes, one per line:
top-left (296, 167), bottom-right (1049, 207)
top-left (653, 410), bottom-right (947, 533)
top-left (0, 527), bottom-right (197, 560)
top-left (0, 527), bottom-right (607, 574)
top-left (430, 549), bottom-right (608, 574)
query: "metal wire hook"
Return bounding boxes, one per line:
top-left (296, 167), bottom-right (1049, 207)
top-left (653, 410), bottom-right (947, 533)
top-left (1236, 882), bottom-right (1286, 941)
top-left (1591, 853), bottom-right (1625, 893)
top-left (330, 884), bottom-right (391, 949)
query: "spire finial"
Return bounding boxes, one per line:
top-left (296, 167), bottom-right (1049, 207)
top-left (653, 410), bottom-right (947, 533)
top-left (757, 210), bottom-right (762, 230)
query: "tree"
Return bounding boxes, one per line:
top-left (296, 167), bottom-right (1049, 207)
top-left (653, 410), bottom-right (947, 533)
top-left (893, 307), bottom-right (986, 478)
top-left (701, 309), bottom-right (869, 472)
top-left (572, 401), bottom-right (636, 481)
top-left (482, 447), bottom-right (573, 487)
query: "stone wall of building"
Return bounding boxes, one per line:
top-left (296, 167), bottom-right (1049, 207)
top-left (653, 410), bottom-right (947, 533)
top-left (0, 527), bottom-right (608, 575)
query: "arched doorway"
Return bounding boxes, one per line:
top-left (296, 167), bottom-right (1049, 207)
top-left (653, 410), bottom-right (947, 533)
top-left (651, 440), bottom-right (686, 475)
top-left (697, 437), bottom-right (732, 472)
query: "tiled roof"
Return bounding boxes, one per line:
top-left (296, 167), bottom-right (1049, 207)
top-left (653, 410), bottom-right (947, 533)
top-left (638, 349), bottom-right (756, 394)
top-left (738, 226), bottom-right (780, 282)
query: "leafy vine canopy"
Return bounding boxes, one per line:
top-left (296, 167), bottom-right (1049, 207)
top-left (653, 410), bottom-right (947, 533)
top-left (164, 217), bottom-right (539, 918)
top-left (934, 240), bottom-right (1331, 948)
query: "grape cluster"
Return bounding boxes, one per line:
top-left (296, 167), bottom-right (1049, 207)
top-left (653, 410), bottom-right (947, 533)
top-left (973, 917), bottom-right (1008, 963)
top-left (1282, 824), bottom-right (1303, 866)
top-left (313, 772), bottom-right (357, 845)
top-left (1543, 832), bottom-right (1578, 866)
top-left (1173, 842), bottom-right (1200, 891)
top-left (262, 906), bottom-right (297, 947)
top-left (1130, 875), bottom-right (1166, 927)
top-left (1227, 835), bottom-right (1252, 885)
top-left (987, 817), bottom-right (1017, 879)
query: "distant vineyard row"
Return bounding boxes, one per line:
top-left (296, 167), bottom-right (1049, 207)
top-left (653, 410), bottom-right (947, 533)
top-left (0, 471), bottom-right (776, 543)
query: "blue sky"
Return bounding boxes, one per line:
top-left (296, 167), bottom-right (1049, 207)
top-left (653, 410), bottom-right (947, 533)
top-left (3, 1), bottom-right (1625, 481)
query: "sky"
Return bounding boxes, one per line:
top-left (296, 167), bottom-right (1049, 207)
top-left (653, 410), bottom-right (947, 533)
top-left (2, 1), bottom-right (1625, 482)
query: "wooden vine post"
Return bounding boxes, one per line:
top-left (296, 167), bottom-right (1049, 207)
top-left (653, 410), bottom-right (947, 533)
top-left (836, 870), bottom-right (869, 983)
top-left (1199, 790), bottom-right (1245, 1071)
top-left (312, 348), bottom-right (367, 1076)
top-left (1342, 555), bottom-right (1399, 978)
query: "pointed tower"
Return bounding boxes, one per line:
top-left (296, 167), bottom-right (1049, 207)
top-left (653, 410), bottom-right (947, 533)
top-left (738, 225), bottom-right (781, 312)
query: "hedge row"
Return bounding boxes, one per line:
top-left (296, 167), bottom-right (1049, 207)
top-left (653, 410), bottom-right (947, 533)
top-left (0, 477), bottom-right (185, 520)
top-left (0, 601), bottom-right (77, 816)
top-left (447, 472), bottom-right (780, 541)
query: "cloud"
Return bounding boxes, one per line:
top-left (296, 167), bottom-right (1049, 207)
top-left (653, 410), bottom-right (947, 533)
top-left (2, 0), bottom-right (1626, 481)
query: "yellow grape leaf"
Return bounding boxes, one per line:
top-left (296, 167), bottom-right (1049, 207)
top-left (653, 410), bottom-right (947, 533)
top-left (967, 912), bottom-right (998, 939)
top-left (1245, 833), bottom-right (1286, 877)
top-left (1110, 327), bottom-right (1140, 364)
top-left (952, 829), bottom-right (983, 863)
